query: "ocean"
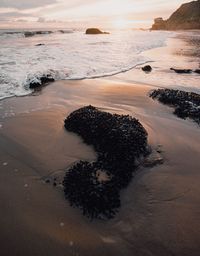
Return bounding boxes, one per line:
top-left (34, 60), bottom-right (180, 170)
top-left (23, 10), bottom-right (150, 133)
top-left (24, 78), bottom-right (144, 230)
top-left (0, 28), bottom-right (199, 100)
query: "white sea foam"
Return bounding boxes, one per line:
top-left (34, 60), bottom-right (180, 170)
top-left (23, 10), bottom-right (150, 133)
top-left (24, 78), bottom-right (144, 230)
top-left (0, 29), bottom-right (170, 99)
top-left (0, 29), bottom-right (199, 100)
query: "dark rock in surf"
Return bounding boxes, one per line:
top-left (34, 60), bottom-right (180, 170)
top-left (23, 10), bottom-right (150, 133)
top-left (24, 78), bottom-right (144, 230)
top-left (35, 43), bottom-right (45, 46)
top-left (142, 65), bottom-right (152, 72)
top-left (29, 75), bottom-right (55, 89)
top-left (194, 69), bottom-right (200, 74)
top-left (170, 68), bottom-right (192, 74)
top-left (150, 88), bottom-right (200, 125)
top-left (24, 31), bottom-right (35, 37)
top-left (86, 28), bottom-right (110, 34)
top-left (63, 106), bottom-right (149, 219)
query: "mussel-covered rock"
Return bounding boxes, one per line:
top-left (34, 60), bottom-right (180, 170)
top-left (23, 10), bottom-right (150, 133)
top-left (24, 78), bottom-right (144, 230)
top-left (170, 68), bottom-right (192, 74)
top-left (63, 106), bottom-right (149, 219)
top-left (63, 161), bottom-right (120, 219)
top-left (142, 65), bottom-right (152, 72)
top-left (65, 106), bottom-right (148, 163)
top-left (150, 89), bottom-right (200, 125)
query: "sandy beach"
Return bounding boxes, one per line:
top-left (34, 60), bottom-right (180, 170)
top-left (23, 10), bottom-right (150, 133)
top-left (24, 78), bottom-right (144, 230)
top-left (0, 75), bottom-right (200, 256)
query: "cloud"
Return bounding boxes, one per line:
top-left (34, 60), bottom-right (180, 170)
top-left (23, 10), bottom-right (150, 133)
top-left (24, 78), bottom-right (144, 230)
top-left (37, 17), bottom-right (46, 22)
top-left (0, 0), bottom-right (57, 10)
top-left (0, 11), bottom-right (31, 21)
top-left (16, 19), bottom-right (28, 22)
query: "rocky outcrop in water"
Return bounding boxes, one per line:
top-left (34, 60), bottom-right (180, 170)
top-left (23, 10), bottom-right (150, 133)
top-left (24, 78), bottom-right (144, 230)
top-left (24, 31), bottom-right (53, 37)
top-left (29, 75), bottom-right (55, 89)
top-left (85, 28), bottom-right (109, 34)
top-left (63, 106), bottom-right (149, 219)
top-left (151, 0), bottom-right (200, 30)
top-left (150, 89), bottom-right (200, 125)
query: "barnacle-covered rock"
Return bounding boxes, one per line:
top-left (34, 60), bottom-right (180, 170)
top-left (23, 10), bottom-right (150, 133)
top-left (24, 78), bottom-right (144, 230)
top-left (63, 161), bottom-right (120, 219)
top-left (150, 89), bottom-right (200, 125)
top-left (63, 106), bottom-right (149, 219)
top-left (142, 65), bottom-right (152, 72)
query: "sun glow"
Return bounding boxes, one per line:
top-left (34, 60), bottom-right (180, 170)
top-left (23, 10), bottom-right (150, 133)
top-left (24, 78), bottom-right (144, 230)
top-left (112, 18), bottom-right (130, 29)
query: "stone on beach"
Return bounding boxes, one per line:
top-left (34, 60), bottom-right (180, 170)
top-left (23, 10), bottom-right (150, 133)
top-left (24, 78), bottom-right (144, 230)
top-left (142, 65), bottom-right (152, 72)
top-left (63, 106), bottom-right (149, 219)
top-left (170, 68), bottom-right (192, 74)
top-left (150, 88), bottom-right (200, 125)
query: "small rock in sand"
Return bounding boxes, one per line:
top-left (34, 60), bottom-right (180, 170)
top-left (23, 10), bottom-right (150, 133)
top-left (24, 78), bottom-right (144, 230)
top-left (3, 162), bottom-right (8, 166)
top-left (143, 151), bottom-right (164, 167)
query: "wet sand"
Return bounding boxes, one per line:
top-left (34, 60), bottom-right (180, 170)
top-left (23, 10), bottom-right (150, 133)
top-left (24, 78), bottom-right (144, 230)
top-left (0, 78), bottom-right (200, 256)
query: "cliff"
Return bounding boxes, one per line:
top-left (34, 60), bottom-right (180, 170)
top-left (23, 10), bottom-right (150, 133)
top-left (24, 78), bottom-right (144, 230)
top-left (151, 0), bottom-right (200, 30)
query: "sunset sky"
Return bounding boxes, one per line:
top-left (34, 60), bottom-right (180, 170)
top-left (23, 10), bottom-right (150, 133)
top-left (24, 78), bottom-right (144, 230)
top-left (0, 0), bottom-right (190, 28)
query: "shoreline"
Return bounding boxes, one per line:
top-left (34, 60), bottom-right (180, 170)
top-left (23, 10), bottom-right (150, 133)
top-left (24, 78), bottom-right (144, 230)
top-left (0, 77), bottom-right (200, 255)
top-left (1, 30), bottom-right (200, 102)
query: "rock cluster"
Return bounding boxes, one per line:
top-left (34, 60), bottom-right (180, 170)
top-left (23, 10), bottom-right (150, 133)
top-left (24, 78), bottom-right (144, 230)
top-left (170, 68), bottom-right (200, 74)
top-left (63, 106), bottom-right (149, 219)
top-left (150, 89), bottom-right (200, 125)
top-left (170, 68), bottom-right (192, 74)
top-left (24, 30), bottom-right (53, 37)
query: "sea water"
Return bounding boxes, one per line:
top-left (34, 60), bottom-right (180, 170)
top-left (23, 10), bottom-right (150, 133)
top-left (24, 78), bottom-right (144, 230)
top-left (0, 29), bottom-right (199, 100)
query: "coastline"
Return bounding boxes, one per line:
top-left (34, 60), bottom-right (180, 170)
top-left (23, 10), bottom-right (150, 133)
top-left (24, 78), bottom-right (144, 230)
top-left (1, 77), bottom-right (200, 256)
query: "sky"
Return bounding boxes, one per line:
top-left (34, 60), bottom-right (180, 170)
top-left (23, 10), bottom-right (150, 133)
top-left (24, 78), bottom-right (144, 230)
top-left (0, 0), bottom-right (191, 29)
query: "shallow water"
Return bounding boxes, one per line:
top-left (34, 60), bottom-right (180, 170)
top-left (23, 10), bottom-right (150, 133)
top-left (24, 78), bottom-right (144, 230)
top-left (0, 28), bottom-right (192, 100)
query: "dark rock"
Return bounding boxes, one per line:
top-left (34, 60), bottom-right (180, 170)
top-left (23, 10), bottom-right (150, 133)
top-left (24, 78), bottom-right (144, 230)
top-left (85, 28), bottom-right (109, 34)
top-left (194, 69), bottom-right (200, 74)
top-left (24, 30), bottom-right (53, 37)
top-left (29, 75), bottom-right (55, 89)
top-left (45, 179), bottom-right (50, 183)
top-left (63, 106), bottom-right (149, 219)
top-left (170, 68), bottom-right (192, 74)
top-left (150, 89), bottom-right (200, 125)
top-left (24, 31), bottom-right (35, 37)
top-left (53, 182), bottom-right (57, 187)
top-left (151, 0), bottom-right (200, 30)
top-left (35, 31), bottom-right (53, 35)
top-left (63, 161), bottom-right (120, 219)
top-left (35, 43), bottom-right (45, 46)
top-left (142, 65), bottom-right (152, 72)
